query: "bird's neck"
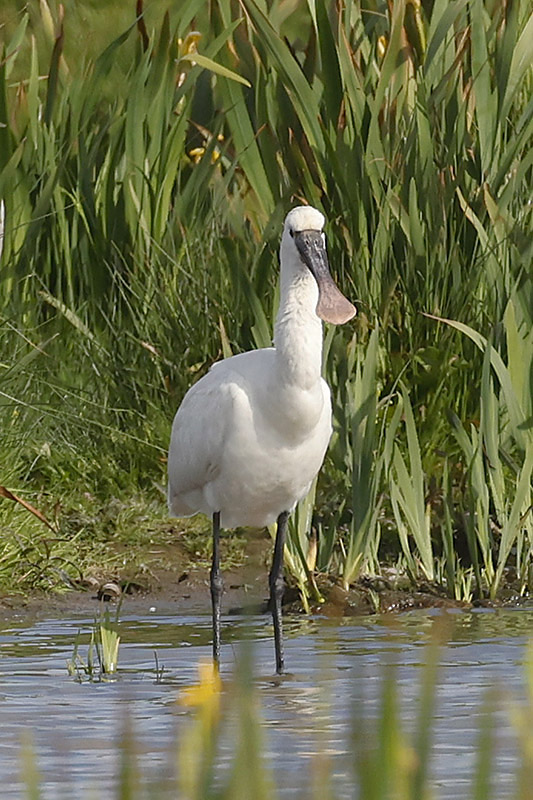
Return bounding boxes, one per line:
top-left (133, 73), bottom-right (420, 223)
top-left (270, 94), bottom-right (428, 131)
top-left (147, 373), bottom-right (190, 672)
top-left (274, 269), bottom-right (323, 390)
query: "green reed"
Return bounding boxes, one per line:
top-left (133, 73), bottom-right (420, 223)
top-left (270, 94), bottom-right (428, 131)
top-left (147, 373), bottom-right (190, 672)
top-left (67, 603), bottom-right (121, 680)
top-left (0, 0), bottom-right (532, 600)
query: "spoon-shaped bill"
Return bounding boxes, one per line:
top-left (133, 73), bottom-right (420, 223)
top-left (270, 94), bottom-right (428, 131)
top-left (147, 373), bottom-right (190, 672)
top-left (294, 230), bottom-right (356, 325)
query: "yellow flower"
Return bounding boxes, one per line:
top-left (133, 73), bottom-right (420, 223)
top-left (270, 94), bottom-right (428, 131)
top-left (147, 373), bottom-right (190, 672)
top-left (176, 31), bottom-right (203, 88)
top-left (377, 35), bottom-right (388, 61)
top-left (188, 134), bottom-right (225, 164)
top-left (179, 31), bottom-right (202, 58)
top-left (177, 660), bottom-right (222, 796)
top-left (188, 147), bottom-right (206, 164)
top-left (178, 659), bottom-right (222, 719)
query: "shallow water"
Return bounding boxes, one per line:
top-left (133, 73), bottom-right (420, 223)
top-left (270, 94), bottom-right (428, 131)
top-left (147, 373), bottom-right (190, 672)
top-left (0, 600), bottom-right (531, 798)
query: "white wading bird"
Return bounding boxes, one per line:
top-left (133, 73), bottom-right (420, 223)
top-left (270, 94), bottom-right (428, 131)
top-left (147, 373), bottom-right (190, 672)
top-left (168, 206), bottom-right (356, 674)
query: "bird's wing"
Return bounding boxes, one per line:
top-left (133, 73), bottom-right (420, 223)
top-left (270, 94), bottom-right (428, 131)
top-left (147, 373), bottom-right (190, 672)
top-left (167, 367), bottom-right (236, 514)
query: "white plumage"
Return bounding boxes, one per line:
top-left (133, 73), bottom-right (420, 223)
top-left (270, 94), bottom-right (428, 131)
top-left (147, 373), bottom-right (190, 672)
top-left (167, 347), bottom-right (330, 528)
top-left (168, 205), bottom-right (355, 673)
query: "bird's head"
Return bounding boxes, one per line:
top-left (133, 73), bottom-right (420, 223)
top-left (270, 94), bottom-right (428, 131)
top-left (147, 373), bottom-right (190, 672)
top-left (281, 206), bottom-right (356, 325)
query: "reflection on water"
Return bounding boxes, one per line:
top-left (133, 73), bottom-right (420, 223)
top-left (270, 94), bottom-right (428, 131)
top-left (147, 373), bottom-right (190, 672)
top-left (0, 602), bottom-right (531, 798)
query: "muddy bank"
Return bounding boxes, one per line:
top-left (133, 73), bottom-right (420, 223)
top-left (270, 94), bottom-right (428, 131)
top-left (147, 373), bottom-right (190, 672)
top-left (0, 527), bottom-right (524, 620)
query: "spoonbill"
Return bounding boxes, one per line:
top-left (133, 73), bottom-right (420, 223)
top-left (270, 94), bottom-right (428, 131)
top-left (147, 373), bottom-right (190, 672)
top-left (168, 206), bottom-right (356, 673)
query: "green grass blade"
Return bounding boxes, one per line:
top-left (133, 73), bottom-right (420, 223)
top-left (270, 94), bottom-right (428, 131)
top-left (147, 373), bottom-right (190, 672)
top-left (242, 0), bottom-right (325, 153)
top-left (180, 52), bottom-right (251, 87)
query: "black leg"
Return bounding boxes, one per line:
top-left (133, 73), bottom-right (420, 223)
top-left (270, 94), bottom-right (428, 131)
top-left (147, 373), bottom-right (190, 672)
top-left (210, 511), bottom-right (223, 669)
top-left (269, 510), bottom-right (289, 675)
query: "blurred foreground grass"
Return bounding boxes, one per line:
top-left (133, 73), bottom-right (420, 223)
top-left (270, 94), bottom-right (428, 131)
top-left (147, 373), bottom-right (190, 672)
top-left (19, 630), bottom-right (533, 799)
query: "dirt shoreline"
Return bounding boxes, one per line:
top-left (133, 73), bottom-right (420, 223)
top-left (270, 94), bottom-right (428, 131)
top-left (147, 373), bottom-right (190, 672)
top-left (0, 528), bottom-right (516, 620)
top-left (0, 570), bottom-right (470, 624)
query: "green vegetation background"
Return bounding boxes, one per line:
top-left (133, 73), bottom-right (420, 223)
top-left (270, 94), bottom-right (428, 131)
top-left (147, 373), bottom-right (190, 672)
top-left (0, 0), bottom-right (532, 601)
